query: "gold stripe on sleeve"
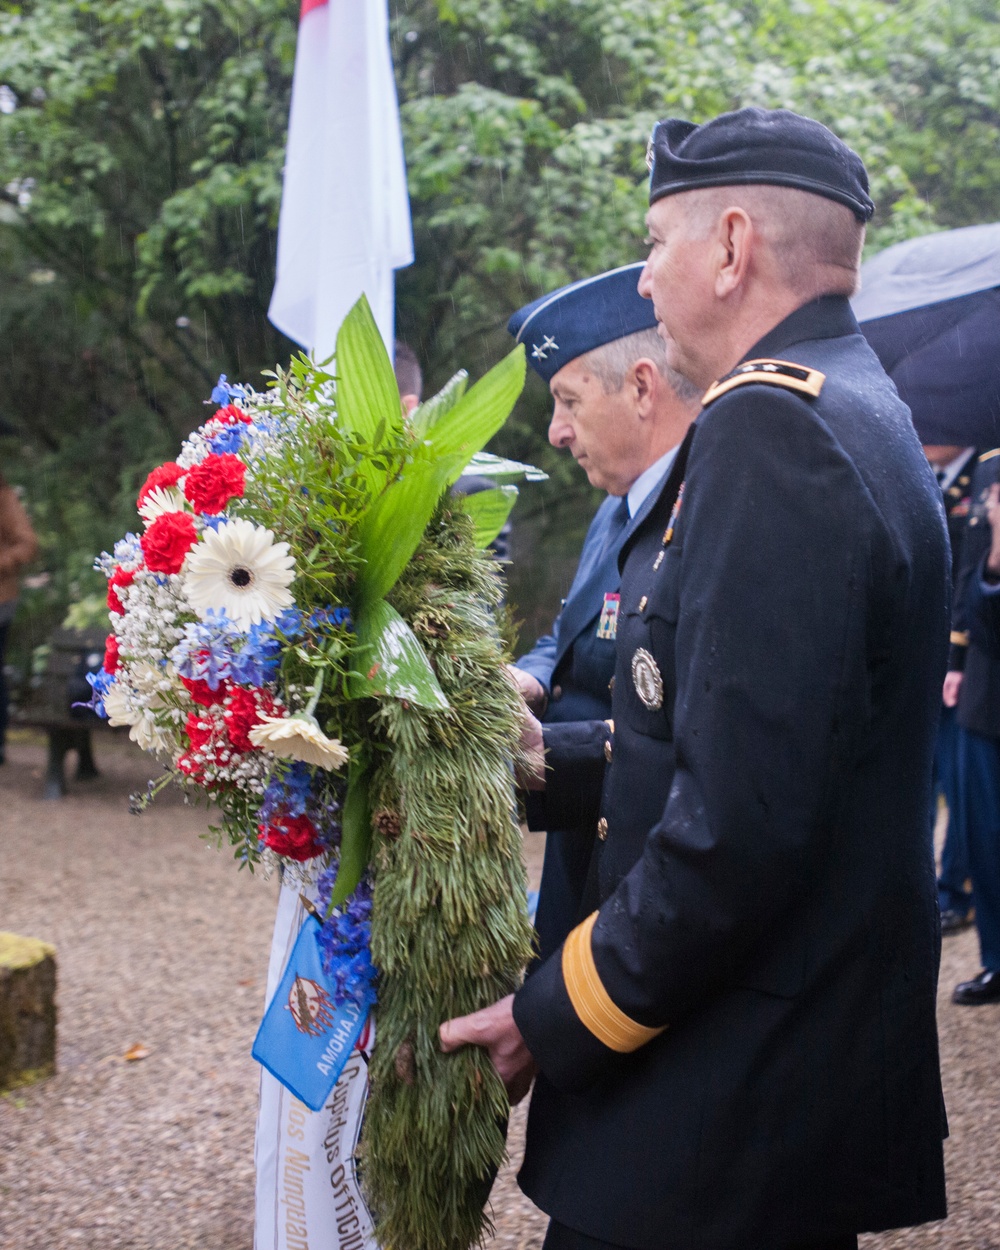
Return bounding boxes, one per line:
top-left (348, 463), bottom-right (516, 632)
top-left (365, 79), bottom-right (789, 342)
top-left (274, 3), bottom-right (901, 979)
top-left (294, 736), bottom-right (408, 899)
top-left (951, 631), bottom-right (970, 647)
top-left (562, 912), bottom-right (666, 1053)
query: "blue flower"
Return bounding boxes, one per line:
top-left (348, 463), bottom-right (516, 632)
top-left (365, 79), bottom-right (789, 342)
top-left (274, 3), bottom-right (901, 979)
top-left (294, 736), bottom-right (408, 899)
top-left (308, 606), bottom-right (353, 632)
top-left (170, 614), bottom-right (235, 689)
top-left (261, 761), bottom-right (314, 822)
top-left (210, 374), bottom-right (246, 405)
top-left (85, 668), bottom-right (115, 718)
top-left (207, 424), bottom-right (245, 456)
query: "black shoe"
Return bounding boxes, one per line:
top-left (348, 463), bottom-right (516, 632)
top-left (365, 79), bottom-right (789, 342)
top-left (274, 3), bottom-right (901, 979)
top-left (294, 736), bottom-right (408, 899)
top-left (940, 908), bottom-right (973, 935)
top-left (952, 969), bottom-right (1000, 1005)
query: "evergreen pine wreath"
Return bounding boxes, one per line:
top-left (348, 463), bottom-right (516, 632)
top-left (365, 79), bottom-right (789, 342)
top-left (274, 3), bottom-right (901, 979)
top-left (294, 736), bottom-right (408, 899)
top-left (363, 497), bottom-right (535, 1250)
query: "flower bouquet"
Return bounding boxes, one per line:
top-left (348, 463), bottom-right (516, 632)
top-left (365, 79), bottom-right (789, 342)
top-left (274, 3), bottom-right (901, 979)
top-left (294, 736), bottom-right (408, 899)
top-left (90, 297), bottom-right (537, 1250)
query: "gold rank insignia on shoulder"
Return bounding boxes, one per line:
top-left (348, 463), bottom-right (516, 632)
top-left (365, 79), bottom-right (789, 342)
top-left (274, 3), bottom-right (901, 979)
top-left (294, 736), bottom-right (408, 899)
top-left (701, 358), bottom-right (826, 407)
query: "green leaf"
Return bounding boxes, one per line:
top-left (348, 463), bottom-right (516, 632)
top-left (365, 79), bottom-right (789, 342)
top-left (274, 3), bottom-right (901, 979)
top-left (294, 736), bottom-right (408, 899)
top-left (459, 484), bottom-right (518, 548)
top-left (335, 295), bottom-right (403, 488)
top-left (353, 345), bottom-right (526, 602)
top-left (329, 755), bottom-right (373, 908)
top-left (347, 598), bottom-right (450, 708)
top-left (354, 455), bottom-right (454, 603)
top-left (409, 369), bottom-right (468, 438)
top-left (431, 346), bottom-right (527, 485)
top-left (463, 451), bottom-right (549, 482)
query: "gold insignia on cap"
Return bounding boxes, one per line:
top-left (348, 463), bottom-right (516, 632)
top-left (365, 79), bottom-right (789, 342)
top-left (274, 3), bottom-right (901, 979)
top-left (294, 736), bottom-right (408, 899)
top-left (632, 647), bottom-right (663, 710)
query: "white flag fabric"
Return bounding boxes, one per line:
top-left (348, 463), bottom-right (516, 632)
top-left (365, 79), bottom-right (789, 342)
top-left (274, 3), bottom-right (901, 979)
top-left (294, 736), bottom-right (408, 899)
top-left (268, 0), bottom-right (413, 357)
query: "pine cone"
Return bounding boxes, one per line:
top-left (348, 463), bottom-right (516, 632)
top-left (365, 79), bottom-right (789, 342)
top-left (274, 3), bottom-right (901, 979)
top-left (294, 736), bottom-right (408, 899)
top-left (394, 1039), bottom-right (416, 1086)
top-left (373, 808), bottom-right (402, 839)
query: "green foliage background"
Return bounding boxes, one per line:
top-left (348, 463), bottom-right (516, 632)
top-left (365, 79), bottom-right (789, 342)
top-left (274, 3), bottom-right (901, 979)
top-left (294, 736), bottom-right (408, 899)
top-left (2, 0), bottom-right (999, 655)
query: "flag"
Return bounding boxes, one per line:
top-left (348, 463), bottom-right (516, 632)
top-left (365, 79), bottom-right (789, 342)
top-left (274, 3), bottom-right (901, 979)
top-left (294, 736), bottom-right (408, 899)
top-left (252, 913), bottom-right (376, 1112)
top-left (268, 0), bottom-right (413, 357)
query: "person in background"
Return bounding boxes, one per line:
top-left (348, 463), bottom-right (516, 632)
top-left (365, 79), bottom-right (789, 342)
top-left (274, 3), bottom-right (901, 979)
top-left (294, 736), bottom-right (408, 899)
top-left (925, 443), bottom-right (978, 933)
top-left (0, 470), bottom-right (39, 765)
top-left (506, 264), bottom-right (699, 963)
top-left (394, 340), bottom-right (511, 562)
top-left (944, 449), bottom-right (1000, 1004)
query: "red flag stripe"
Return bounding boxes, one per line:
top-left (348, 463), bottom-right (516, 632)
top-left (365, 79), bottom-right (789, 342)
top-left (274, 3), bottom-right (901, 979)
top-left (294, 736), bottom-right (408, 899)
top-left (300, 0), bottom-right (327, 17)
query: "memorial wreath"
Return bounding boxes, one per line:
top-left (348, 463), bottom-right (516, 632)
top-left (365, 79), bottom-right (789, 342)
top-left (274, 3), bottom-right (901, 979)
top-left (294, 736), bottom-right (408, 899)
top-left (89, 296), bottom-right (537, 1250)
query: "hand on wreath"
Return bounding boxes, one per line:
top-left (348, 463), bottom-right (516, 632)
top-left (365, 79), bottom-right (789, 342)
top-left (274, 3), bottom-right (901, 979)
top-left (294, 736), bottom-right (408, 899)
top-left (439, 994), bottom-right (538, 1105)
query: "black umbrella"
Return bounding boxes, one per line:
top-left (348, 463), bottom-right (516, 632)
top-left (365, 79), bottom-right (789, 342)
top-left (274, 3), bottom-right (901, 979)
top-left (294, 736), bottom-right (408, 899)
top-left (852, 222), bottom-right (1000, 446)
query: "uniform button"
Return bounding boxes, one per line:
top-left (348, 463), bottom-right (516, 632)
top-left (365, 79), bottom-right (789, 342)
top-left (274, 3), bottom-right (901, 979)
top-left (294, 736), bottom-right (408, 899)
top-left (608, 676), bottom-right (615, 693)
top-left (597, 817), bottom-right (608, 841)
top-left (551, 685), bottom-right (563, 701)
top-left (603, 740), bottom-right (613, 763)
top-left (638, 595), bottom-right (648, 612)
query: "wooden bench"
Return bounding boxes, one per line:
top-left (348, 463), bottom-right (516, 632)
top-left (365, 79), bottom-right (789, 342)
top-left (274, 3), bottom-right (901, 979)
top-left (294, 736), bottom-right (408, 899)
top-left (10, 627), bottom-right (123, 799)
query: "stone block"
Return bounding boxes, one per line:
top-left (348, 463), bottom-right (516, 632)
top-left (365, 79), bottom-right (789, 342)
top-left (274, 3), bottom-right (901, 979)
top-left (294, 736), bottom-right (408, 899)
top-left (0, 932), bottom-right (57, 1091)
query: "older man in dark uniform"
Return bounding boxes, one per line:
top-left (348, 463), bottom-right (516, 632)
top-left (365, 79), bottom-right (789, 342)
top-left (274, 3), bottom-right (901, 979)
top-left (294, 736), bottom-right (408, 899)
top-left (507, 265), bottom-right (698, 963)
top-left (442, 108), bottom-right (949, 1250)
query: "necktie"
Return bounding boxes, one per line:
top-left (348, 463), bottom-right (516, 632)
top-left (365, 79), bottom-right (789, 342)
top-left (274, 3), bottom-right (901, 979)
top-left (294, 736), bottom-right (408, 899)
top-left (602, 496), bottom-right (631, 555)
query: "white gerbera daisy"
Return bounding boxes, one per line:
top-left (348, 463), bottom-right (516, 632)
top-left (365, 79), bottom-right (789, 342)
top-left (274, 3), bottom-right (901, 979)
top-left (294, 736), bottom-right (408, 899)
top-left (103, 682), bottom-right (139, 727)
top-left (184, 518), bottom-right (295, 631)
top-left (138, 485), bottom-right (187, 526)
top-left (249, 713), bottom-right (349, 770)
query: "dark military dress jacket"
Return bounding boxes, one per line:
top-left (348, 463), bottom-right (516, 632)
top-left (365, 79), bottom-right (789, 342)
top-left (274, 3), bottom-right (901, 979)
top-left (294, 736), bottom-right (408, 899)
top-left (517, 487), bottom-right (671, 963)
top-left (513, 297), bottom-right (949, 1250)
top-left (950, 450), bottom-right (1000, 739)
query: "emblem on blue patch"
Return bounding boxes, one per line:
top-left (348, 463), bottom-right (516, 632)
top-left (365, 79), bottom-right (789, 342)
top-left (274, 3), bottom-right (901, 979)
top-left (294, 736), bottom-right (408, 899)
top-left (596, 593), bottom-right (620, 641)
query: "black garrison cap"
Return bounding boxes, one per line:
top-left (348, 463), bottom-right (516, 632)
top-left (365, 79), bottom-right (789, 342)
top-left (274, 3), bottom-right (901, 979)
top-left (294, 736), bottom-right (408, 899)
top-left (647, 107), bottom-right (875, 222)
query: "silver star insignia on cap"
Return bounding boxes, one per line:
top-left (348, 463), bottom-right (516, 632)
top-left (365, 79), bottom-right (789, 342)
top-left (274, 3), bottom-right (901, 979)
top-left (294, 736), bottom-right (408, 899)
top-left (531, 335), bottom-right (559, 361)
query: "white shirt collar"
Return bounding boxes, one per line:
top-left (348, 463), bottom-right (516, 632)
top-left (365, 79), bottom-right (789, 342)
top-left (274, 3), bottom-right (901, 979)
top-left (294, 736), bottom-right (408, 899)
top-left (936, 447), bottom-right (976, 493)
top-left (627, 446), bottom-right (680, 518)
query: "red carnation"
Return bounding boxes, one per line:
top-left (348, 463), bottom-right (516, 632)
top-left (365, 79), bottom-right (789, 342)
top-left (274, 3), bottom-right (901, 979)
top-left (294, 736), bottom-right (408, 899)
top-left (184, 710), bottom-right (214, 753)
top-left (215, 404), bottom-right (252, 426)
top-left (181, 674), bottom-right (228, 707)
top-left (103, 634), bottom-right (120, 675)
top-left (259, 811), bottom-right (323, 862)
top-left (141, 511), bottom-right (198, 574)
top-left (107, 566), bottom-right (136, 614)
top-left (137, 461), bottom-right (185, 507)
top-left (183, 453), bottom-right (246, 515)
top-left (224, 686), bottom-right (260, 753)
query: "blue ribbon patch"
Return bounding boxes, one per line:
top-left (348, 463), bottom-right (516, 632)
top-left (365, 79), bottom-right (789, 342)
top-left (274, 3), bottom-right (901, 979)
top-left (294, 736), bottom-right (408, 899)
top-left (252, 915), bottom-right (376, 1111)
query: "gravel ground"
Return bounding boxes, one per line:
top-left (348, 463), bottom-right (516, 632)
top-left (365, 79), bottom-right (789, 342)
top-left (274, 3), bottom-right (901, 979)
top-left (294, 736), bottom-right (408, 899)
top-left (1, 734), bottom-right (998, 1250)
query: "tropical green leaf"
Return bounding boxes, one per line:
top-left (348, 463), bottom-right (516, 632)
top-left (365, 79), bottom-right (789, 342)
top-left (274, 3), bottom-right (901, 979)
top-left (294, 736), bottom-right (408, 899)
top-left (347, 598), bottom-right (449, 708)
top-left (460, 484), bottom-right (519, 548)
top-left (329, 754), bottom-right (373, 908)
top-left (463, 451), bottom-right (549, 482)
top-left (409, 369), bottom-right (468, 439)
top-left (431, 346), bottom-right (527, 485)
top-left (353, 455), bottom-right (454, 603)
top-left (335, 296), bottom-right (403, 490)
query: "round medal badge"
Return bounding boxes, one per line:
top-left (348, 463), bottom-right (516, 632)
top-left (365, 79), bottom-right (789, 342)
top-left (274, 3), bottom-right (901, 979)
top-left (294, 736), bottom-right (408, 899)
top-left (631, 647), bottom-right (664, 710)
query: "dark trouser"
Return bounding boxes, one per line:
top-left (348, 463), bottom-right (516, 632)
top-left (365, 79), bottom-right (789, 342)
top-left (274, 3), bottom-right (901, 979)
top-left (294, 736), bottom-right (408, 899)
top-left (0, 620), bottom-right (9, 755)
top-left (542, 1221), bottom-right (857, 1250)
top-left (957, 726), bottom-right (1000, 970)
top-left (935, 705), bottom-right (972, 914)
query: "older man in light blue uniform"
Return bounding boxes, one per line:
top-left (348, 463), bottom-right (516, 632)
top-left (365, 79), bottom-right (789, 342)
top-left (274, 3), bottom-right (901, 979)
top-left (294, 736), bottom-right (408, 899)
top-left (508, 263), bottom-right (698, 963)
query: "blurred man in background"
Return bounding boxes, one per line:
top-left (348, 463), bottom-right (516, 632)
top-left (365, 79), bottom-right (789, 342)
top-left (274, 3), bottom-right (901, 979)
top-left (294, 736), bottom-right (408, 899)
top-left (925, 442), bottom-right (978, 933)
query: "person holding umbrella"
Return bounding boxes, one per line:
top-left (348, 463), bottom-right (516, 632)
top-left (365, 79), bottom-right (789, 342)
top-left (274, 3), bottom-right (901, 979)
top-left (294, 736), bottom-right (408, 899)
top-left (854, 223), bottom-right (1000, 1003)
